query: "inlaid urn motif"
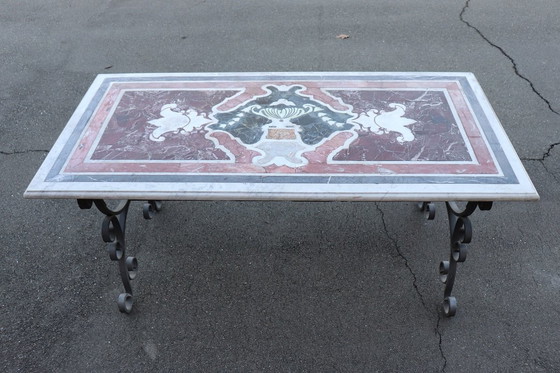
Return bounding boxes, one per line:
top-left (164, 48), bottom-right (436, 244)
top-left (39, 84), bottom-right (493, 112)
top-left (210, 85), bottom-right (355, 167)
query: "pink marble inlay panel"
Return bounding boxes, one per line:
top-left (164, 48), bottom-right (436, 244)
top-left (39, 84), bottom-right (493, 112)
top-left (327, 90), bottom-right (470, 162)
top-left (91, 89), bottom-right (240, 161)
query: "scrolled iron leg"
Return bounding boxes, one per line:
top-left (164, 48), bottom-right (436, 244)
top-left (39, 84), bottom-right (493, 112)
top-left (418, 202), bottom-right (436, 220)
top-left (143, 200), bottom-right (163, 220)
top-left (78, 199), bottom-right (162, 313)
top-left (439, 201), bottom-right (493, 317)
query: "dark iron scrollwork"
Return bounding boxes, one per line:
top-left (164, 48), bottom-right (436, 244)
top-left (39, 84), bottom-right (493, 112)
top-left (419, 201), bottom-right (492, 316)
top-left (440, 201), bottom-right (492, 316)
top-left (418, 202), bottom-right (436, 220)
top-left (143, 200), bottom-right (163, 220)
top-left (78, 199), bottom-right (162, 313)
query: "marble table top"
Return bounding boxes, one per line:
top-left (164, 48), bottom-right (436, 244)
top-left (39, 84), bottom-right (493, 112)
top-left (25, 72), bottom-right (538, 201)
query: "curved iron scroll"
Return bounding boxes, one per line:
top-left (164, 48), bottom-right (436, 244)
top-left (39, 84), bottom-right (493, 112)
top-left (418, 202), bottom-right (436, 220)
top-left (78, 199), bottom-right (162, 313)
top-left (440, 201), bottom-right (492, 316)
top-left (419, 201), bottom-right (493, 316)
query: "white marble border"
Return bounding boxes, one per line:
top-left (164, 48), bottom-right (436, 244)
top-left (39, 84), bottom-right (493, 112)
top-left (24, 180), bottom-right (538, 201)
top-left (463, 73), bottom-right (535, 193)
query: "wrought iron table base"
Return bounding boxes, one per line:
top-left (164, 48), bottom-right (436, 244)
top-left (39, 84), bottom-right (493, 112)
top-left (420, 201), bottom-right (493, 316)
top-left (78, 200), bottom-right (491, 316)
top-left (78, 199), bottom-right (162, 313)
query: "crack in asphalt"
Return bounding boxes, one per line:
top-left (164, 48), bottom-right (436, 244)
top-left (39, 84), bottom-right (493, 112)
top-left (524, 154), bottom-right (560, 184)
top-left (521, 142), bottom-right (560, 162)
top-left (374, 204), bottom-right (427, 308)
top-left (542, 161), bottom-right (560, 183)
top-left (436, 310), bottom-right (448, 373)
top-left (374, 203), bottom-right (447, 371)
top-left (460, 0), bottom-right (559, 116)
top-left (0, 149), bottom-right (50, 155)
top-left (461, 0), bottom-right (560, 163)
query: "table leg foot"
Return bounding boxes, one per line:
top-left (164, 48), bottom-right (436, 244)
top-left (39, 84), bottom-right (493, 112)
top-left (443, 296), bottom-right (457, 317)
top-left (117, 293), bottom-right (134, 314)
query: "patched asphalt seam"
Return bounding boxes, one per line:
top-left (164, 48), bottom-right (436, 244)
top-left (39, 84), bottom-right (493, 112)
top-left (374, 203), bottom-right (447, 371)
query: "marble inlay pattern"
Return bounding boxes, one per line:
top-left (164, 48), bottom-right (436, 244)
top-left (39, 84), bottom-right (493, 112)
top-left (328, 90), bottom-right (470, 162)
top-left (64, 78), bottom-right (495, 176)
top-left (91, 90), bottom-right (239, 161)
top-left (24, 73), bottom-right (539, 202)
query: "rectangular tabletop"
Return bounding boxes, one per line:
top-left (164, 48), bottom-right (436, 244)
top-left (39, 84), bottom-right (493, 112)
top-left (25, 72), bottom-right (539, 202)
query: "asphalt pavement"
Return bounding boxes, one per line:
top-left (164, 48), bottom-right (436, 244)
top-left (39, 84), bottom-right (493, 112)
top-left (1, 1), bottom-right (559, 371)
